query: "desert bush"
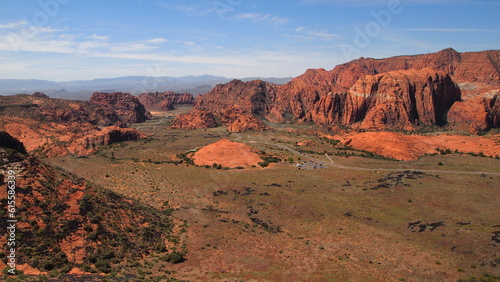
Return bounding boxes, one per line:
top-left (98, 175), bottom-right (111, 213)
top-left (162, 252), bottom-right (186, 264)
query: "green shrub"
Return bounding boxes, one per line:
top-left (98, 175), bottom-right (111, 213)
top-left (258, 161), bottom-right (269, 168)
top-left (162, 252), bottom-right (186, 264)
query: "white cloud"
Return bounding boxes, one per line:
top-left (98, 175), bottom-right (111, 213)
top-left (403, 28), bottom-right (500, 32)
top-left (0, 20), bottom-right (29, 29)
top-left (157, 2), bottom-right (215, 16)
top-left (300, 0), bottom-right (482, 5)
top-left (90, 34), bottom-right (110, 41)
top-left (148, 38), bottom-right (169, 43)
top-left (232, 13), bottom-right (289, 25)
top-left (0, 22), bottom-right (174, 55)
top-left (294, 27), bottom-right (341, 41)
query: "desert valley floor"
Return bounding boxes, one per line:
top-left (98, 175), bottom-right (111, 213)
top-left (35, 109), bottom-right (500, 281)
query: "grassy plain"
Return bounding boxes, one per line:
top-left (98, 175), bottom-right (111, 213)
top-left (44, 112), bottom-right (500, 281)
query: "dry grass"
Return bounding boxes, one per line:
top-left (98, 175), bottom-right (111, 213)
top-left (44, 119), bottom-right (500, 281)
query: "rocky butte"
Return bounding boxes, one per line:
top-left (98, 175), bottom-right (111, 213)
top-left (0, 93), bottom-right (150, 157)
top-left (173, 48), bottom-right (499, 133)
top-left (89, 92), bottom-right (152, 124)
top-left (137, 91), bottom-right (194, 111)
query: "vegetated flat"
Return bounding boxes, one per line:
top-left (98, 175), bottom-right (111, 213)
top-left (45, 112), bottom-right (500, 281)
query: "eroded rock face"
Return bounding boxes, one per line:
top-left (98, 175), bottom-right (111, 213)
top-left (196, 79), bottom-right (275, 115)
top-left (72, 126), bottom-right (147, 156)
top-left (0, 94), bottom-right (121, 126)
top-left (0, 94), bottom-right (149, 157)
top-left (172, 80), bottom-right (274, 131)
top-left (223, 112), bottom-right (268, 133)
top-left (330, 131), bottom-right (500, 160)
top-left (169, 49), bottom-right (498, 132)
top-left (344, 69), bottom-right (461, 130)
top-left (170, 110), bottom-right (218, 130)
top-left (89, 92), bottom-right (152, 123)
top-left (330, 48), bottom-right (500, 88)
top-left (448, 90), bottom-right (500, 132)
top-left (137, 92), bottom-right (194, 111)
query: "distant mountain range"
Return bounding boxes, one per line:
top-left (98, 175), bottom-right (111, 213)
top-left (0, 75), bottom-right (293, 100)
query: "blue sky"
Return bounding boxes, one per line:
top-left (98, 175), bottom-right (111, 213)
top-left (0, 0), bottom-right (498, 81)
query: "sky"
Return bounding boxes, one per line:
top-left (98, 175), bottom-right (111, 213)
top-left (0, 0), bottom-right (498, 81)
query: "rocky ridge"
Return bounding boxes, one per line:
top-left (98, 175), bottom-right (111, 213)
top-left (0, 132), bottom-right (176, 275)
top-left (89, 92), bottom-right (152, 124)
top-left (173, 48), bottom-right (499, 132)
top-left (0, 94), bottom-right (149, 157)
top-left (137, 91), bottom-right (194, 111)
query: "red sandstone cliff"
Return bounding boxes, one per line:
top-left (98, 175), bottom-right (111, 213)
top-left (137, 91), bottom-right (194, 111)
top-left (0, 94), bottom-right (149, 157)
top-left (172, 48), bottom-right (498, 132)
top-left (329, 48), bottom-right (500, 88)
top-left (72, 126), bottom-right (147, 156)
top-left (89, 92), bottom-right (152, 123)
top-left (171, 80), bottom-right (273, 132)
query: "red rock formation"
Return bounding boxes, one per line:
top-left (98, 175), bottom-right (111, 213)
top-left (0, 94), bottom-right (122, 126)
top-left (196, 79), bottom-right (276, 115)
top-left (329, 48), bottom-right (500, 88)
top-left (224, 112), bottom-right (268, 133)
top-left (72, 126), bottom-right (147, 156)
top-left (137, 91), bottom-right (194, 111)
top-left (32, 92), bottom-right (50, 98)
top-left (89, 92), bottom-right (152, 123)
top-left (172, 80), bottom-right (273, 131)
top-left (0, 94), bottom-right (149, 157)
top-left (192, 139), bottom-right (262, 168)
top-left (448, 89), bottom-right (500, 132)
top-left (343, 69), bottom-right (461, 130)
top-left (0, 134), bottom-right (175, 273)
top-left (330, 131), bottom-right (500, 160)
top-left (173, 49), bottom-right (499, 132)
top-left (170, 110), bottom-right (218, 130)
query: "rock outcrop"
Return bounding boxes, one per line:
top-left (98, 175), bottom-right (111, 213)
top-left (137, 91), bottom-right (194, 111)
top-left (192, 139), bottom-right (263, 168)
top-left (0, 134), bottom-right (175, 274)
top-left (225, 113), bottom-right (268, 133)
top-left (0, 131), bottom-right (27, 154)
top-left (343, 69), bottom-right (461, 130)
top-left (0, 94), bottom-right (120, 126)
top-left (329, 48), bottom-right (500, 88)
top-left (173, 48), bottom-right (497, 132)
top-left (31, 92), bottom-right (50, 98)
top-left (331, 131), bottom-right (500, 160)
top-left (73, 126), bottom-right (147, 156)
top-left (170, 110), bottom-right (218, 130)
top-left (0, 94), bottom-right (149, 157)
top-left (89, 92), bottom-right (152, 123)
top-left (172, 80), bottom-right (274, 131)
top-left (448, 89), bottom-right (500, 132)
